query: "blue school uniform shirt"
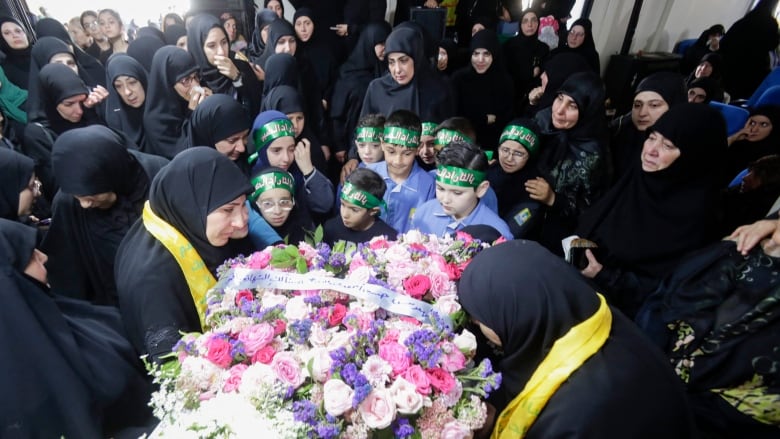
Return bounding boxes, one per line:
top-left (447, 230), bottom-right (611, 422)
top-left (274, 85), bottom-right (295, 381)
top-left (366, 161), bottom-right (435, 233)
top-left (410, 198), bottom-right (514, 240)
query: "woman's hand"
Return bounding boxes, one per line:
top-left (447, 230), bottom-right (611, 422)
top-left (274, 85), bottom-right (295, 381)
top-left (340, 159), bottom-right (359, 183)
top-left (580, 249), bottom-right (603, 278)
top-left (83, 85), bottom-right (109, 108)
top-left (294, 138), bottom-right (314, 176)
top-left (727, 219), bottom-right (778, 255)
top-left (213, 55), bottom-right (240, 81)
top-left (187, 87), bottom-right (208, 110)
top-left (250, 62), bottom-right (265, 81)
top-left (525, 177), bottom-right (555, 206)
top-left (529, 86), bottom-right (544, 105)
top-left (334, 24), bottom-right (348, 37)
top-left (487, 114), bottom-right (496, 125)
top-left (727, 128), bottom-right (749, 146)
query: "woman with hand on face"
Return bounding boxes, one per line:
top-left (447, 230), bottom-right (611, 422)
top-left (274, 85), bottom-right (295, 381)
top-left (577, 104), bottom-right (728, 318)
top-left (725, 105), bottom-right (780, 180)
top-left (188, 14), bottom-right (263, 118)
top-left (115, 147), bottom-right (253, 363)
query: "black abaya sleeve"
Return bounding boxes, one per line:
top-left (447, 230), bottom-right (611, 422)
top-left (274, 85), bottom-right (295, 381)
top-left (21, 123), bottom-right (58, 202)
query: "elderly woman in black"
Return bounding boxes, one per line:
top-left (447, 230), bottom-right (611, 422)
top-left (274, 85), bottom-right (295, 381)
top-left (530, 71), bottom-right (609, 255)
top-left (578, 103), bottom-right (728, 317)
top-left (458, 240), bottom-right (696, 438)
top-left (42, 125), bottom-right (167, 305)
top-left (115, 147), bottom-right (253, 363)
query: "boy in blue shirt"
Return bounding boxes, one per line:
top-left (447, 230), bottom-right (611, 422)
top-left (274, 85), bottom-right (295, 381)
top-left (411, 141), bottom-right (513, 240)
top-left (366, 110), bottom-right (435, 233)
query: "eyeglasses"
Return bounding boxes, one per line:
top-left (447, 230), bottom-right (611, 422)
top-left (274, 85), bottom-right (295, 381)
top-left (498, 146), bottom-right (528, 160)
top-left (84, 21), bottom-right (99, 29)
top-left (747, 119), bottom-right (771, 129)
top-left (178, 73), bottom-right (199, 87)
top-left (28, 178), bottom-right (42, 196)
top-left (257, 199), bottom-right (294, 212)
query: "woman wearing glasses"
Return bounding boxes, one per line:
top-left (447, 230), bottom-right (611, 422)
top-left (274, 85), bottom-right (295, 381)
top-left (143, 46), bottom-right (211, 159)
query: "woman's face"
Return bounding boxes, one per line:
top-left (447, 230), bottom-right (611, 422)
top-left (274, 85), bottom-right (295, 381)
top-left (567, 25), bottom-right (586, 49)
top-left (74, 192), bottom-right (117, 209)
top-left (687, 87), bottom-right (707, 103)
top-left (257, 187), bottom-right (294, 227)
top-left (215, 129), bottom-right (249, 161)
top-left (641, 131), bottom-right (680, 172)
top-left (205, 194), bottom-right (249, 246)
top-left (1, 22), bottom-right (28, 50)
top-left (374, 43), bottom-right (386, 61)
top-left (471, 48), bottom-right (493, 74)
top-left (744, 115), bottom-right (773, 142)
top-left (275, 35), bottom-right (297, 55)
top-left (521, 12), bottom-right (539, 37)
top-left (56, 94), bottom-right (87, 123)
top-left (631, 91), bottom-right (669, 131)
top-left (267, 1), bottom-right (284, 18)
top-left (24, 249), bottom-right (48, 285)
top-left (50, 53), bottom-right (78, 74)
top-left (437, 47), bottom-right (448, 71)
top-left (551, 93), bottom-right (579, 130)
top-left (388, 52), bottom-right (414, 85)
top-left (113, 75), bottom-right (145, 108)
top-left (204, 27), bottom-right (229, 65)
top-left (18, 174), bottom-right (39, 216)
top-left (98, 12), bottom-right (122, 40)
top-left (498, 140), bottom-right (530, 173)
top-left (471, 23), bottom-right (485, 36)
top-left (176, 35), bottom-right (188, 50)
top-left (266, 136), bottom-right (296, 170)
top-left (223, 18), bottom-right (237, 42)
top-left (295, 16), bottom-right (314, 43)
top-left (287, 112), bottom-right (305, 138)
top-left (694, 61), bottom-right (712, 79)
top-left (261, 25), bottom-right (271, 44)
top-left (174, 72), bottom-right (199, 101)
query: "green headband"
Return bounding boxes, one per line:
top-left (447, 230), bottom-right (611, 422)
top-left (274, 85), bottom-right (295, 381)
top-left (355, 126), bottom-right (383, 143)
top-left (421, 122), bottom-right (437, 137)
top-left (249, 171), bottom-right (295, 202)
top-left (435, 129), bottom-right (472, 147)
top-left (249, 119), bottom-right (296, 164)
top-left (499, 125), bottom-right (539, 157)
top-left (340, 181), bottom-right (385, 209)
top-left (436, 165), bottom-right (486, 188)
top-left (383, 126), bottom-right (420, 148)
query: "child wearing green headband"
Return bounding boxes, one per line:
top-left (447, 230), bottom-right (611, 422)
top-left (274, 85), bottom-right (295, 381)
top-left (354, 113), bottom-right (385, 165)
top-left (365, 109), bottom-right (435, 233)
top-left (323, 168), bottom-right (398, 246)
top-left (247, 166), bottom-right (314, 246)
top-left (411, 141), bottom-right (513, 240)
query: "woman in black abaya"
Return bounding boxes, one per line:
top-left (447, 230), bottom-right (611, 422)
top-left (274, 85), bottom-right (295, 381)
top-left (293, 8), bottom-right (339, 104)
top-left (115, 147), bottom-right (253, 362)
top-left (578, 103), bottom-right (728, 317)
top-left (187, 14), bottom-right (262, 118)
top-left (458, 240), bottom-right (695, 438)
top-left (550, 18), bottom-right (600, 73)
top-left (452, 29), bottom-right (514, 150)
top-left (503, 8), bottom-right (550, 115)
top-left (0, 218), bottom-right (154, 438)
top-left (186, 93), bottom-right (251, 173)
top-left (245, 9), bottom-right (279, 65)
top-left (0, 148), bottom-right (35, 221)
top-left (105, 54), bottom-right (148, 151)
top-left (42, 125), bottom-right (168, 305)
top-left (725, 105), bottom-right (780, 180)
top-left (126, 35), bottom-right (166, 74)
top-left (35, 17), bottom-right (107, 88)
top-left (0, 16), bottom-right (32, 90)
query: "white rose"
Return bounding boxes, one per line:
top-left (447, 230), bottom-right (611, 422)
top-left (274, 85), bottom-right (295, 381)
top-left (308, 323), bottom-right (330, 347)
top-left (402, 229), bottom-right (425, 244)
top-left (433, 294), bottom-right (462, 316)
top-left (262, 293), bottom-right (288, 309)
top-left (327, 329), bottom-right (354, 351)
top-left (453, 329), bottom-right (478, 356)
top-left (323, 379), bottom-right (354, 417)
top-left (308, 347), bottom-right (333, 383)
top-left (358, 388), bottom-right (396, 429)
top-left (347, 266), bottom-right (373, 285)
top-left (390, 377), bottom-right (424, 415)
top-left (285, 296), bottom-right (311, 321)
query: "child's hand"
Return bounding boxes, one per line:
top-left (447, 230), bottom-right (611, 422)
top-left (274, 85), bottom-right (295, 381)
top-left (525, 177), bottom-right (555, 206)
top-left (340, 159), bottom-right (359, 183)
top-left (294, 138), bottom-right (314, 175)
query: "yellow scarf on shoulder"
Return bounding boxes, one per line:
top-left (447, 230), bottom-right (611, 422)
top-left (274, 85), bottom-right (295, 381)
top-left (492, 293), bottom-right (612, 439)
top-left (142, 201), bottom-right (214, 329)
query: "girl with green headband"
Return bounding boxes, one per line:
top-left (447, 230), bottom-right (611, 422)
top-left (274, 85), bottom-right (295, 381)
top-left (411, 141), bottom-right (513, 240)
top-left (323, 168), bottom-right (397, 246)
top-left (247, 166), bottom-right (314, 245)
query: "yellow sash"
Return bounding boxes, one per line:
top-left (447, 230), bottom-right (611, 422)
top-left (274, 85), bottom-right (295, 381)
top-left (492, 293), bottom-right (612, 439)
top-left (142, 201), bottom-right (215, 329)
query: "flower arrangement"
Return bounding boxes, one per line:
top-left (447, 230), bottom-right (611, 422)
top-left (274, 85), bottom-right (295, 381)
top-left (148, 231), bottom-right (502, 439)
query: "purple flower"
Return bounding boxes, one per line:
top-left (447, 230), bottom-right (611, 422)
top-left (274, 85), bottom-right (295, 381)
top-left (341, 363), bottom-right (358, 385)
top-left (393, 418), bottom-right (415, 438)
top-left (288, 319), bottom-right (313, 344)
top-left (404, 329), bottom-right (443, 368)
top-left (292, 400), bottom-right (317, 425)
top-left (329, 252), bottom-right (346, 268)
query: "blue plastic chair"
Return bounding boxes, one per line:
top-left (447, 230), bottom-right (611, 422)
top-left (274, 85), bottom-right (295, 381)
top-left (709, 101), bottom-right (749, 136)
top-left (745, 68), bottom-right (780, 108)
top-left (673, 38), bottom-right (697, 55)
top-left (755, 84), bottom-right (780, 107)
top-left (728, 168), bottom-right (749, 188)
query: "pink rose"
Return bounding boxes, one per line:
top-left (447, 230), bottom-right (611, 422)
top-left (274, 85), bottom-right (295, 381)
top-left (401, 365), bottom-right (431, 395)
top-left (204, 336), bottom-right (233, 368)
top-left (403, 274), bottom-right (431, 299)
top-left (273, 319), bottom-right (286, 335)
top-left (323, 379), bottom-right (354, 417)
top-left (358, 389), bottom-right (396, 429)
top-left (439, 343), bottom-right (467, 372)
top-left (441, 420), bottom-right (472, 439)
top-left (328, 303), bottom-right (347, 327)
top-left (348, 254), bottom-right (368, 271)
top-left (390, 377), bottom-right (424, 415)
top-left (379, 342), bottom-right (412, 375)
top-left (271, 352), bottom-right (305, 388)
top-left (434, 295), bottom-right (462, 316)
top-left (238, 322), bottom-right (275, 356)
top-left (380, 329), bottom-right (400, 344)
top-left (248, 250), bottom-right (271, 268)
top-left (368, 237), bottom-right (390, 250)
top-left (234, 289), bottom-right (254, 306)
top-left (429, 271), bottom-right (452, 298)
top-left (455, 231), bottom-right (474, 244)
top-left (426, 367), bottom-right (456, 394)
top-left (251, 345), bottom-right (276, 364)
top-left (222, 364), bottom-right (248, 393)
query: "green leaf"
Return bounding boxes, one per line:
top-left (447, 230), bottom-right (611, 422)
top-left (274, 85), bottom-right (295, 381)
top-left (314, 224), bottom-right (324, 244)
top-left (296, 255), bottom-right (308, 273)
top-left (285, 245), bottom-right (300, 257)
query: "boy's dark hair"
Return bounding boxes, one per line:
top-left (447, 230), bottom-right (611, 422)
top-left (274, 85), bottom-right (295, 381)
top-left (749, 154), bottom-right (780, 187)
top-left (80, 10), bottom-right (98, 28)
top-left (434, 117), bottom-right (476, 140)
top-left (357, 113), bottom-right (386, 130)
top-left (385, 109), bottom-right (421, 133)
top-left (346, 167), bottom-right (387, 201)
top-left (436, 141), bottom-right (488, 172)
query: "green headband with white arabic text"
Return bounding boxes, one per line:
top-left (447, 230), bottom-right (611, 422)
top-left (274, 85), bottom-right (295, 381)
top-left (355, 126), bottom-right (383, 143)
top-left (383, 126), bottom-right (420, 148)
top-left (248, 118), bottom-right (296, 164)
top-left (435, 129), bottom-right (472, 147)
top-left (340, 181), bottom-right (385, 209)
top-left (436, 165), bottom-right (486, 188)
top-left (249, 171), bottom-right (295, 202)
top-left (499, 125), bottom-right (539, 157)
top-left (421, 122), bottom-right (437, 137)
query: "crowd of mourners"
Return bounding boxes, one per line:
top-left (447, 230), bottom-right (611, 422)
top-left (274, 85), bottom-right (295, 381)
top-left (1, 0), bottom-right (779, 437)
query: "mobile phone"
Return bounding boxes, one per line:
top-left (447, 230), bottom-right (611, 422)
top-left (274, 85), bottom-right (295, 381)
top-left (329, 26), bottom-right (338, 30)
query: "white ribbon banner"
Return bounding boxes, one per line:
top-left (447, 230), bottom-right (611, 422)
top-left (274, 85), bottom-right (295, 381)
top-left (214, 267), bottom-right (450, 327)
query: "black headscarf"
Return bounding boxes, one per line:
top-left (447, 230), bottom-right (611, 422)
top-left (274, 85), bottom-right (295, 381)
top-left (503, 9), bottom-right (549, 90)
top-left (292, 8), bottom-right (338, 97)
top-left (127, 35), bottom-right (166, 73)
top-left (34, 17), bottom-right (106, 87)
top-left (44, 125), bottom-right (165, 304)
top-left (136, 26), bottom-right (165, 43)
top-left (724, 105), bottom-right (780, 178)
top-left (263, 84), bottom-right (304, 113)
top-left (0, 218), bottom-right (154, 437)
top-left (578, 103), bottom-right (727, 283)
top-left (534, 51), bottom-right (591, 110)
top-left (105, 54), bottom-right (148, 150)
top-left (262, 52), bottom-right (299, 97)
top-left (0, 148), bottom-right (33, 220)
top-left (37, 63), bottom-right (98, 135)
top-left (257, 18), bottom-right (296, 68)
top-left (187, 93), bottom-right (250, 149)
top-left (552, 17), bottom-right (600, 73)
top-left (0, 16), bottom-right (32, 89)
top-left (246, 9), bottom-right (279, 64)
top-left (142, 46), bottom-right (198, 158)
top-left (457, 240), bottom-right (696, 437)
top-left (163, 24), bottom-right (186, 46)
top-left (187, 14), bottom-right (234, 94)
